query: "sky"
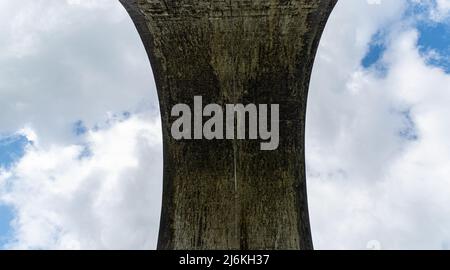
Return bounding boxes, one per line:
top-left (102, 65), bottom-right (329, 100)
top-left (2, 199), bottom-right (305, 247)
top-left (0, 0), bottom-right (449, 250)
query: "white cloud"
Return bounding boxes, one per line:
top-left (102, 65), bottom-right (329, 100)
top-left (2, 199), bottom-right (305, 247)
top-left (431, 0), bottom-right (450, 21)
top-left (0, 0), bottom-right (163, 250)
top-left (307, 0), bottom-right (450, 249)
top-left (0, 113), bottom-right (163, 250)
top-left (0, 0), bottom-right (158, 146)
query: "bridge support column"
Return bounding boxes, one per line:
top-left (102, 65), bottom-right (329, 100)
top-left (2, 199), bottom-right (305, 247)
top-left (120, 0), bottom-right (336, 250)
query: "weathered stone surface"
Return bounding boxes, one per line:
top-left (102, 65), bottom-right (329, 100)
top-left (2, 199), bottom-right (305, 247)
top-left (120, 0), bottom-right (337, 250)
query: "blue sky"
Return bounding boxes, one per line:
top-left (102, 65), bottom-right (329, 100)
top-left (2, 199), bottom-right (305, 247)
top-left (418, 22), bottom-right (450, 72)
top-left (363, 2), bottom-right (450, 73)
top-left (362, 31), bottom-right (387, 69)
top-left (0, 0), bottom-right (449, 250)
top-left (0, 135), bottom-right (28, 169)
top-left (0, 134), bottom-right (28, 247)
top-left (0, 205), bottom-right (13, 247)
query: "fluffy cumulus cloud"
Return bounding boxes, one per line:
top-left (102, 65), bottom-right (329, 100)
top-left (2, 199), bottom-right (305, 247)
top-left (0, 0), bottom-right (158, 144)
top-left (0, 114), bottom-right (162, 249)
top-left (0, 0), bottom-right (450, 250)
top-left (0, 0), bottom-right (162, 249)
top-left (307, 0), bottom-right (450, 249)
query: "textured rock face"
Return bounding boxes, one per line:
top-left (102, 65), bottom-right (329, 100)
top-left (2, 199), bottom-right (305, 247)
top-left (120, 0), bottom-right (337, 250)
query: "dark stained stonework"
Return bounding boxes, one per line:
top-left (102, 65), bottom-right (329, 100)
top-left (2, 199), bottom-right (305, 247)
top-left (119, 0), bottom-right (337, 250)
